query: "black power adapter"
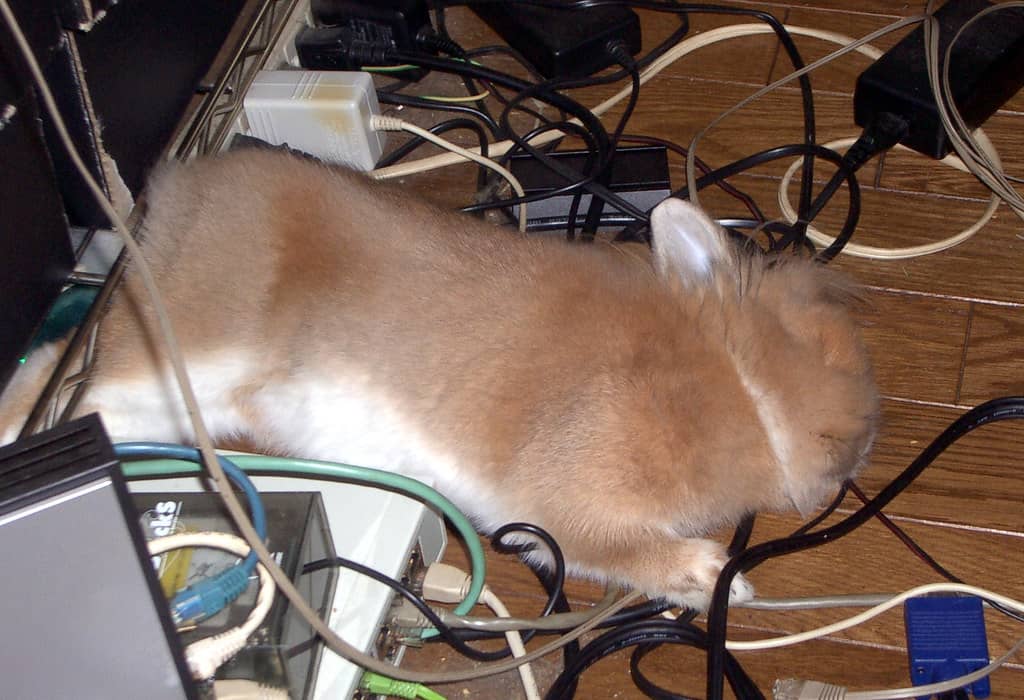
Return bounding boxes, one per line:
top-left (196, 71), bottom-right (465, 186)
top-left (310, 0), bottom-right (432, 49)
top-left (508, 145), bottom-right (670, 233)
top-left (298, 0), bottom-right (437, 73)
top-left (467, 2), bottom-right (642, 79)
top-left (854, 0), bottom-right (1024, 159)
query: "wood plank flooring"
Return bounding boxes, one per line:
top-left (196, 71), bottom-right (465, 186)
top-left (394, 2), bottom-right (1024, 698)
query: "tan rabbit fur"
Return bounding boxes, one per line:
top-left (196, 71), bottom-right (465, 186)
top-left (0, 149), bottom-right (878, 609)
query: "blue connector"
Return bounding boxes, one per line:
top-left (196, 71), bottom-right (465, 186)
top-left (170, 564), bottom-right (253, 626)
top-left (115, 443), bottom-right (268, 625)
top-left (904, 596), bottom-right (991, 699)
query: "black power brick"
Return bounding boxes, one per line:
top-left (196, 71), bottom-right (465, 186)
top-left (310, 0), bottom-right (431, 48)
top-left (298, 0), bottom-right (435, 73)
top-left (854, 0), bottom-right (1024, 159)
top-left (508, 145), bottom-right (670, 233)
top-left (467, 2), bottom-right (641, 79)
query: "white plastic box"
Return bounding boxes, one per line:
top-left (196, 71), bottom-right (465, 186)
top-left (243, 70), bottom-right (385, 170)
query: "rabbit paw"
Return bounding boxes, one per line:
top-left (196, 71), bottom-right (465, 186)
top-left (668, 540), bottom-right (754, 611)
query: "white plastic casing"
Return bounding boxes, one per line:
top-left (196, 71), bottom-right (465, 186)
top-left (130, 474), bottom-right (446, 699)
top-left (243, 70), bottom-right (385, 170)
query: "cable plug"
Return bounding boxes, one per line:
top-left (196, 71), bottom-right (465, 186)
top-left (171, 563), bottom-right (252, 626)
top-left (604, 38), bottom-right (635, 67)
top-left (415, 25), bottom-right (465, 58)
top-left (369, 115), bottom-right (406, 132)
top-left (186, 628), bottom-right (251, 680)
top-left (772, 679), bottom-right (848, 700)
top-left (421, 562), bottom-right (473, 604)
top-left (293, 25), bottom-right (392, 71)
top-left (390, 598), bottom-right (434, 631)
top-left (841, 111), bottom-right (910, 173)
top-left (799, 110), bottom-right (909, 260)
top-left (360, 671), bottom-right (443, 700)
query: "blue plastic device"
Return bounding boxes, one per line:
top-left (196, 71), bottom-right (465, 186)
top-left (904, 596), bottom-right (991, 699)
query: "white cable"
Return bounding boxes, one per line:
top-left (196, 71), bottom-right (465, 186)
top-left (482, 587), bottom-right (542, 700)
top-left (727, 582), bottom-right (1024, 652)
top-left (926, 1), bottom-right (1024, 219)
top-left (774, 637), bottom-right (1024, 699)
top-left (369, 115), bottom-right (528, 232)
top-left (778, 135), bottom-right (1003, 259)
top-left (148, 532), bottom-right (276, 680)
top-left (852, 637), bottom-right (1024, 699)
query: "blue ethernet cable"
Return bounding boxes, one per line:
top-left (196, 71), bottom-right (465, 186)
top-left (114, 442), bottom-right (268, 626)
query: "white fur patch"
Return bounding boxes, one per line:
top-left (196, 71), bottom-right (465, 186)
top-left (76, 358), bottom-right (519, 532)
top-left (78, 353), bottom-right (259, 443)
top-left (727, 354), bottom-right (801, 510)
top-left (246, 372), bottom-right (515, 533)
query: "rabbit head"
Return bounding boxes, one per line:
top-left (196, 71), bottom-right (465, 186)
top-left (647, 197), bottom-right (879, 520)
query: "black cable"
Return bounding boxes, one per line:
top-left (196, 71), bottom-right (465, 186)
top-left (544, 620), bottom-right (764, 700)
top-left (415, 27), bottom-right (503, 141)
top-left (382, 49), bottom-right (611, 155)
top-left (300, 556), bottom-right (521, 662)
top-left (376, 91), bottom-right (503, 138)
top-left (458, 121), bottom-right (634, 222)
top-left (380, 49), bottom-right (657, 226)
top-left (457, 120), bottom-right (599, 226)
top-left (788, 482), bottom-right (849, 537)
top-left (490, 523), bottom-right (568, 620)
top-left (573, 40), bottom-right (641, 240)
top-left (630, 641), bottom-right (698, 700)
top-left (376, 8), bottom-right (690, 231)
top-left (615, 143), bottom-right (856, 249)
top-left (619, 487), bottom-right (754, 697)
top-left (728, 512), bottom-right (756, 557)
top-left (619, 134), bottom-right (767, 223)
top-left (490, 522), bottom-right (581, 693)
top-left (705, 397), bottom-right (1024, 700)
top-left (774, 111), bottom-right (909, 259)
top-left (376, 117), bottom-right (489, 169)
top-left (444, 0), bottom-right (818, 231)
top-left (845, 481), bottom-right (1024, 625)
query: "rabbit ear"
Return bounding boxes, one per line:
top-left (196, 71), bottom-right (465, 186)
top-left (650, 197), bottom-right (730, 284)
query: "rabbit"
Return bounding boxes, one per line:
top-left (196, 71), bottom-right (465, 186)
top-left (0, 148), bottom-right (879, 610)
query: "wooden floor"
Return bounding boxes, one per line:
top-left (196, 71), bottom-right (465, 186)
top-left (393, 2), bottom-right (1024, 698)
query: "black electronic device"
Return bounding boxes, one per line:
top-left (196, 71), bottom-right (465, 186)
top-left (0, 0), bottom-right (250, 398)
top-left (508, 145), bottom-right (671, 232)
top-left (854, 0), bottom-right (1024, 159)
top-left (0, 414), bottom-right (196, 698)
top-left (468, 2), bottom-right (642, 79)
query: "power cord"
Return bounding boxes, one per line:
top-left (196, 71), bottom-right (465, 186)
top-left (776, 111), bottom-right (909, 259)
top-left (705, 396), bottom-right (1024, 700)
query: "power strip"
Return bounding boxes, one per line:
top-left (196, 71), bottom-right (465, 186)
top-left (129, 473), bottom-right (446, 700)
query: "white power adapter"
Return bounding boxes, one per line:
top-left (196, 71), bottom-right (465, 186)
top-left (243, 70), bottom-right (385, 170)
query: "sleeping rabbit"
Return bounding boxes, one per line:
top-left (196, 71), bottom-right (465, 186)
top-left (0, 149), bottom-right (878, 609)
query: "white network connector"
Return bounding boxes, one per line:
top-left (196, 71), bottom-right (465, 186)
top-left (243, 70), bottom-right (385, 170)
